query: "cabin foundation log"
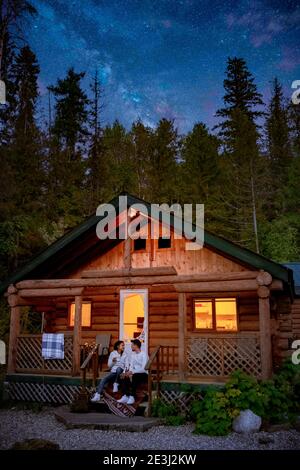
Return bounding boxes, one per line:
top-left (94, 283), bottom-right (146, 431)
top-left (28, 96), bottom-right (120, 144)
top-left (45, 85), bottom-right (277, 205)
top-left (258, 285), bottom-right (272, 380)
top-left (72, 295), bottom-right (82, 376)
top-left (7, 306), bottom-right (20, 373)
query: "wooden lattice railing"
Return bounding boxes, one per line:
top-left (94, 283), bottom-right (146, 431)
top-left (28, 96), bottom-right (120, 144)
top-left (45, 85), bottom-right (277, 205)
top-left (186, 333), bottom-right (262, 378)
top-left (16, 334), bottom-right (73, 375)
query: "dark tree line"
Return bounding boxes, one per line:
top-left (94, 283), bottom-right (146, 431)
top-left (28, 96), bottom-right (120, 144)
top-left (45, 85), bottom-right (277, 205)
top-left (1, 1), bottom-right (300, 290)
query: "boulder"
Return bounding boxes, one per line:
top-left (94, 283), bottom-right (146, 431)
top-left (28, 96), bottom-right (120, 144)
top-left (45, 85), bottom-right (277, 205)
top-left (233, 409), bottom-right (262, 433)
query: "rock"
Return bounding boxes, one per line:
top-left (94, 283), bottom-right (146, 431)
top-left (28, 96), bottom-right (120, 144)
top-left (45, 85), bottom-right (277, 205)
top-left (11, 439), bottom-right (60, 450)
top-left (233, 409), bottom-right (262, 433)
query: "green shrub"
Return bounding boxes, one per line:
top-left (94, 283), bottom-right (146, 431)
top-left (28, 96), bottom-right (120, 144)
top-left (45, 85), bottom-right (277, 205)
top-left (191, 387), bottom-right (237, 436)
top-left (191, 364), bottom-right (300, 436)
top-left (225, 370), bottom-right (267, 417)
top-left (165, 415), bottom-right (186, 426)
top-left (151, 398), bottom-right (186, 425)
top-left (260, 362), bottom-right (300, 423)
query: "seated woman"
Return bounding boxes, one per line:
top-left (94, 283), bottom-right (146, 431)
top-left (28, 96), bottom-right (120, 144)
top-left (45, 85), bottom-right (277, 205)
top-left (91, 340), bottom-right (127, 402)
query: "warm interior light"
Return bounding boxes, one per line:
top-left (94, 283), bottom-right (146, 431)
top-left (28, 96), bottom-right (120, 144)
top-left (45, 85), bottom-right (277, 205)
top-left (194, 298), bottom-right (237, 331)
top-left (70, 302), bottom-right (91, 327)
top-left (216, 298), bottom-right (237, 331)
top-left (195, 300), bottom-right (213, 329)
top-left (123, 294), bottom-right (145, 342)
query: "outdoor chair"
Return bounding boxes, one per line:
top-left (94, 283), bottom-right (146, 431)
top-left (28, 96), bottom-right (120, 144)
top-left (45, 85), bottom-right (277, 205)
top-left (96, 333), bottom-right (111, 371)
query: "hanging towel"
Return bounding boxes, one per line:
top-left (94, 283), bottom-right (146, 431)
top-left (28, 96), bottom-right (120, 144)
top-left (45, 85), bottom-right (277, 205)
top-left (42, 333), bottom-right (64, 359)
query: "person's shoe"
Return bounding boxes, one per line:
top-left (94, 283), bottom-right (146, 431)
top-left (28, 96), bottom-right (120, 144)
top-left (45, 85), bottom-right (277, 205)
top-left (117, 394), bottom-right (129, 404)
top-left (127, 395), bottom-right (135, 405)
top-left (91, 392), bottom-right (101, 402)
top-left (113, 382), bottom-right (119, 393)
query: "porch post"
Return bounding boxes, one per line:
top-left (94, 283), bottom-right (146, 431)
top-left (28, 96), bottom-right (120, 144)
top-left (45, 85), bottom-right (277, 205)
top-left (72, 295), bottom-right (82, 376)
top-left (7, 305), bottom-right (20, 373)
top-left (178, 292), bottom-right (186, 381)
top-left (258, 285), bottom-right (272, 380)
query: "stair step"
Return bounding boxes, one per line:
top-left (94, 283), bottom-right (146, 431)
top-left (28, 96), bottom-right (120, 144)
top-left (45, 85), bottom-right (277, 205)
top-left (90, 400), bottom-right (148, 416)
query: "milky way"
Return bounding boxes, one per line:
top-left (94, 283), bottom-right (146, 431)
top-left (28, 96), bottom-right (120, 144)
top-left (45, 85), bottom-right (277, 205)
top-left (27, 0), bottom-right (300, 133)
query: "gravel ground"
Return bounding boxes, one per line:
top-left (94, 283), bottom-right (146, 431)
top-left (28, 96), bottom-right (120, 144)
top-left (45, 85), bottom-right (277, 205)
top-left (0, 408), bottom-right (300, 450)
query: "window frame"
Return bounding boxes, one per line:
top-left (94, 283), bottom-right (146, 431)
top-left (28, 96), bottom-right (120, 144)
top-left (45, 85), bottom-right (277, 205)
top-left (192, 296), bottom-right (239, 333)
top-left (68, 300), bottom-right (92, 329)
top-left (132, 237), bottom-right (148, 253)
top-left (157, 236), bottom-right (172, 250)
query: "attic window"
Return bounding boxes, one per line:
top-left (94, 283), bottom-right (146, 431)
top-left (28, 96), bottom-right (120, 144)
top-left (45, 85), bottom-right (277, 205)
top-left (158, 237), bottom-right (171, 249)
top-left (134, 238), bottom-right (146, 251)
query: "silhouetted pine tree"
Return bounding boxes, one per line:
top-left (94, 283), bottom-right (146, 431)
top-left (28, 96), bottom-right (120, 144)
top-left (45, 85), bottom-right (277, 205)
top-left (148, 118), bottom-right (179, 203)
top-left (265, 78), bottom-right (292, 215)
top-left (87, 71), bottom-right (107, 209)
top-left (130, 120), bottom-right (153, 200)
top-left (45, 68), bottom-right (90, 226)
top-left (215, 57), bottom-right (265, 252)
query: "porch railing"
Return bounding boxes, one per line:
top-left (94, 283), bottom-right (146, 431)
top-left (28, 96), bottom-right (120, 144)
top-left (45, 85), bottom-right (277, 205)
top-left (15, 333), bottom-right (73, 375)
top-left (145, 345), bottom-right (179, 415)
top-left (186, 333), bottom-right (262, 378)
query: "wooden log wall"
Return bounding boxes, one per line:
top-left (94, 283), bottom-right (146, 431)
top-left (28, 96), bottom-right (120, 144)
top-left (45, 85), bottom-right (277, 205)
top-left (271, 294), bottom-right (295, 366)
top-left (44, 289), bottom-right (119, 347)
top-left (40, 285), bottom-right (180, 368)
top-left (292, 298), bottom-right (300, 337)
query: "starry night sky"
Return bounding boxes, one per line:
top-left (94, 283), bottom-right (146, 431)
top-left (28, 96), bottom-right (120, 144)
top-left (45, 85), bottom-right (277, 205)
top-left (27, 0), bottom-right (300, 133)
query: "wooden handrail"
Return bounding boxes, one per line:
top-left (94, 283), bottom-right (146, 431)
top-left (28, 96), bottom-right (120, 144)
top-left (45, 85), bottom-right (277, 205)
top-left (145, 346), bottom-right (161, 417)
top-left (80, 344), bottom-right (99, 370)
top-left (80, 343), bottom-right (100, 388)
top-left (145, 345), bottom-right (160, 371)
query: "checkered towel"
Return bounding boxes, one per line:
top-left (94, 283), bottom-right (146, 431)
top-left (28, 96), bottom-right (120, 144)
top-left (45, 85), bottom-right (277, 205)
top-left (42, 333), bottom-right (64, 359)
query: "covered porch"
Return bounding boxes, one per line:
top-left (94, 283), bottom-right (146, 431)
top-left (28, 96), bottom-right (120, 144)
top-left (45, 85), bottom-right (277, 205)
top-left (5, 268), bottom-right (279, 392)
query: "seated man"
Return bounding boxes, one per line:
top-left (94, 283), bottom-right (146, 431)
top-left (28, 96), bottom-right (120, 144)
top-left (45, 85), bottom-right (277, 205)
top-left (117, 339), bottom-right (148, 406)
top-left (91, 340), bottom-right (127, 402)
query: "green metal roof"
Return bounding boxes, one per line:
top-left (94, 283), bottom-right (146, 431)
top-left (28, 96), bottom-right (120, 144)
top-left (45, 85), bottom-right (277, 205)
top-left (0, 193), bottom-right (294, 295)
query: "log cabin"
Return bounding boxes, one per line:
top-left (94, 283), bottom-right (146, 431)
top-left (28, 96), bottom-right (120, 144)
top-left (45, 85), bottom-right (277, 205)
top-left (1, 194), bottom-right (300, 407)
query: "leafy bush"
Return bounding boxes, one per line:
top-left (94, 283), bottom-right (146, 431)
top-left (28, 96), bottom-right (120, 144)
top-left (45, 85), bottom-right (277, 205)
top-left (224, 370), bottom-right (267, 417)
top-left (191, 388), bottom-right (236, 436)
top-left (151, 398), bottom-right (186, 425)
top-left (261, 362), bottom-right (300, 423)
top-left (191, 365), bottom-right (300, 436)
top-left (165, 415), bottom-right (186, 426)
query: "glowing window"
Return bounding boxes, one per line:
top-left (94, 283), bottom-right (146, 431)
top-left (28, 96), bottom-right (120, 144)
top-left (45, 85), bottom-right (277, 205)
top-left (123, 293), bottom-right (145, 343)
top-left (215, 298), bottom-right (237, 331)
top-left (194, 300), bottom-right (213, 329)
top-left (69, 302), bottom-right (91, 327)
top-left (194, 298), bottom-right (237, 331)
